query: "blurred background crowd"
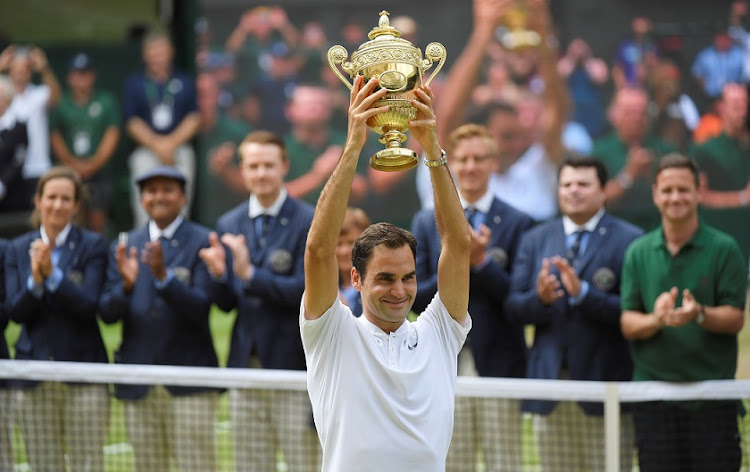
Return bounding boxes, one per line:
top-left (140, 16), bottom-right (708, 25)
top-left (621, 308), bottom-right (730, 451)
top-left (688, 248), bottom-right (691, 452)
top-left (0, 0), bottom-right (748, 258)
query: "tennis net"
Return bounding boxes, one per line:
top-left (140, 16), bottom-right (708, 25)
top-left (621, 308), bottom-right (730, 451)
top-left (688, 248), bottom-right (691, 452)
top-left (0, 360), bottom-right (749, 471)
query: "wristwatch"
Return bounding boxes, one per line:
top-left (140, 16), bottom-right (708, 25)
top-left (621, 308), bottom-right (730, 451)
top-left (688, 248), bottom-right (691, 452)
top-left (424, 149), bottom-right (448, 168)
top-left (696, 305), bottom-right (706, 326)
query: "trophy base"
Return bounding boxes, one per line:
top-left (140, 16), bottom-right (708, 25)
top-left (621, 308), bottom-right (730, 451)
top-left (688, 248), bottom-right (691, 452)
top-left (370, 147), bottom-right (418, 172)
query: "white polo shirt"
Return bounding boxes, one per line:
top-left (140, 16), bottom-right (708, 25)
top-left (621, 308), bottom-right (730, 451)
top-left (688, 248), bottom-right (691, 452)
top-left (8, 83), bottom-right (51, 178)
top-left (300, 294), bottom-right (471, 472)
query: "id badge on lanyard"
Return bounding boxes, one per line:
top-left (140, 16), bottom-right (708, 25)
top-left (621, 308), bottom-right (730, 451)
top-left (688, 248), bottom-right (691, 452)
top-left (73, 131), bottom-right (92, 156)
top-left (146, 78), bottom-right (180, 131)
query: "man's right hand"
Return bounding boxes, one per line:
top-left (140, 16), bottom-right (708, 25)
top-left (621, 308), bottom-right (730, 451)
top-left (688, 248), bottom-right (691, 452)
top-left (345, 76), bottom-right (388, 153)
top-left (199, 232), bottom-right (227, 278)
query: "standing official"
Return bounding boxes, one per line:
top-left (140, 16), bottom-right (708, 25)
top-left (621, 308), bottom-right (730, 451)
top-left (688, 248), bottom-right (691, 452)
top-left (505, 155), bottom-right (642, 471)
top-left (412, 123), bottom-right (533, 472)
top-left (5, 167), bottom-right (109, 472)
top-left (620, 154), bottom-right (745, 472)
top-left (99, 166), bottom-right (219, 472)
top-left (199, 130), bottom-right (318, 472)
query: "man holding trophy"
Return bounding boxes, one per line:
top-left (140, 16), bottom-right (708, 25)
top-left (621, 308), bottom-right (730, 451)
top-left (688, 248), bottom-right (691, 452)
top-left (301, 12), bottom-right (473, 471)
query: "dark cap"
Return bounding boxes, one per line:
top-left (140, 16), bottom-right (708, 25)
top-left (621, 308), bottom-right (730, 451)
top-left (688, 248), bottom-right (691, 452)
top-left (135, 166), bottom-right (187, 190)
top-left (69, 52), bottom-right (94, 72)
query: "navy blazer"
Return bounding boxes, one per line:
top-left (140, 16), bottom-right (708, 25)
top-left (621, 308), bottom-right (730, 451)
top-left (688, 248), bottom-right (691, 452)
top-left (412, 198), bottom-right (535, 378)
top-left (504, 213), bottom-right (642, 415)
top-left (5, 227), bottom-right (109, 387)
top-left (213, 197), bottom-right (314, 370)
top-left (0, 239), bottom-right (8, 388)
top-left (99, 220), bottom-right (218, 400)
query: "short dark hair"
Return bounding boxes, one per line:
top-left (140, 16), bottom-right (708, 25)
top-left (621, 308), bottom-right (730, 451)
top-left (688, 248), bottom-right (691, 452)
top-left (240, 130), bottom-right (288, 162)
top-left (558, 153), bottom-right (609, 188)
top-left (352, 222), bottom-right (417, 278)
top-left (655, 153), bottom-right (699, 187)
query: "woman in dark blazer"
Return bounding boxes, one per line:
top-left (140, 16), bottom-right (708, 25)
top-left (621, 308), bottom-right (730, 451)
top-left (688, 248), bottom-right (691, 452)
top-left (5, 166), bottom-right (109, 472)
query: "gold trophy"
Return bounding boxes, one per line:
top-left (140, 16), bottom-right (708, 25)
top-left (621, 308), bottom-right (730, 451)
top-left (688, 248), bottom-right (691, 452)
top-left (497, 1), bottom-right (541, 50)
top-left (328, 11), bottom-right (446, 171)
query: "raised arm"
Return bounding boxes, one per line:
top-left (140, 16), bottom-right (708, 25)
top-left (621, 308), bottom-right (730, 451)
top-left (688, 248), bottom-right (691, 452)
top-left (413, 87), bottom-right (472, 324)
top-left (303, 76), bottom-right (388, 319)
top-left (435, 0), bottom-right (513, 144)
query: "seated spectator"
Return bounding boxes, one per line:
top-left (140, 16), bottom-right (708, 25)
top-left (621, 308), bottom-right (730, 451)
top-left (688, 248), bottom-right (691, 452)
top-left (650, 61), bottom-right (700, 151)
top-left (558, 38), bottom-right (608, 139)
top-left (194, 72), bottom-right (250, 227)
top-left (691, 28), bottom-right (744, 102)
top-left (613, 17), bottom-right (659, 89)
top-left (691, 83), bottom-right (750, 260)
top-left (225, 6), bottom-right (299, 86)
top-left (593, 87), bottom-right (676, 231)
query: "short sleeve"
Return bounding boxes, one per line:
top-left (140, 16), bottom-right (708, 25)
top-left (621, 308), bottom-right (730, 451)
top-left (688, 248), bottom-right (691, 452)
top-left (620, 243), bottom-right (644, 312)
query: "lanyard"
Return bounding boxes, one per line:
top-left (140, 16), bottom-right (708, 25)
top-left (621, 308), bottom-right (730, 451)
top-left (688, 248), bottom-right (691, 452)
top-left (144, 77), bottom-right (179, 109)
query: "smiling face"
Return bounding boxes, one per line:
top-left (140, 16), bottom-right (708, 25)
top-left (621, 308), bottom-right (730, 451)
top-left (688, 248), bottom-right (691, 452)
top-left (239, 142), bottom-right (289, 206)
top-left (653, 167), bottom-right (699, 225)
top-left (352, 244), bottom-right (417, 332)
top-left (35, 177), bottom-right (80, 232)
top-left (139, 177), bottom-right (186, 228)
top-left (558, 165), bottom-right (606, 225)
top-left (450, 136), bottom-right (498, 202)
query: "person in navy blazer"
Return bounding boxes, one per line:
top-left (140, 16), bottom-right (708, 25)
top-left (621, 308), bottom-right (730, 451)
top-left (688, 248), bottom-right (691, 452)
top-left (0, 237), bottom-right (13, 471)
top-left (411, 124), bottom-right (534, 472)
top-left (199, 130), bottom-right (318, 472)
top-left (505, 155), bottom-right (643, 471)
top-left (99, 166), bottom-right (219, 472)
top-left (5, 166), bottom-right (109, 472)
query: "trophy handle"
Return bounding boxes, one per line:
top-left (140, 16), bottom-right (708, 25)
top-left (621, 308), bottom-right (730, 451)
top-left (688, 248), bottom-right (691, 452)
top-left (327, 45), bottom-right (355, 91)
top-left (422, 42), bottom-right (447, 87)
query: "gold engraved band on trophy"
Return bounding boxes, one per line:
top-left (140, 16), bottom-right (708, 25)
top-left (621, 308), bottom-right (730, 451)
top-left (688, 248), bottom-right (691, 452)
top-left (328, 11), bottom-right (446, 171)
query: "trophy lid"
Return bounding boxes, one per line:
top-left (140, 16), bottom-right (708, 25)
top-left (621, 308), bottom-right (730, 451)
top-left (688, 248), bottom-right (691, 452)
top-left (367, 11), bottom-right (402, 41)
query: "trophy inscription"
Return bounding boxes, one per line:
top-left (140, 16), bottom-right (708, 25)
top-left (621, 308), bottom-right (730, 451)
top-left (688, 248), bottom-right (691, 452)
top-left (328, 11), bottom-right (446, 171)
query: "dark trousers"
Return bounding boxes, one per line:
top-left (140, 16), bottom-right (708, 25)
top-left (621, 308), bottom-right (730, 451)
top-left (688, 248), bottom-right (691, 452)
top-left (633, 400), bottom-right (741, 472)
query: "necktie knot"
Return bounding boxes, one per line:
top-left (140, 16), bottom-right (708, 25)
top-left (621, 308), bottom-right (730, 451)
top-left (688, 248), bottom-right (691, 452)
top-left (255, 214), bottom-right (272, 243)
top-left (567, 230), bottom-right (588, 260)
top-left (465, 207), bottom-right (480, 230)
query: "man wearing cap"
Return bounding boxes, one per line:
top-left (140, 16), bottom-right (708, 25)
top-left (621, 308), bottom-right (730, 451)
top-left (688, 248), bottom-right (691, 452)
top-left (99, 166), bottom-right (219, 472)
top-left (50, 52), bottom-right (120, 233)
top-left (123, 30), bottom-right (200, 228)
top-left (198, 130), bottom-right (319, 472)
